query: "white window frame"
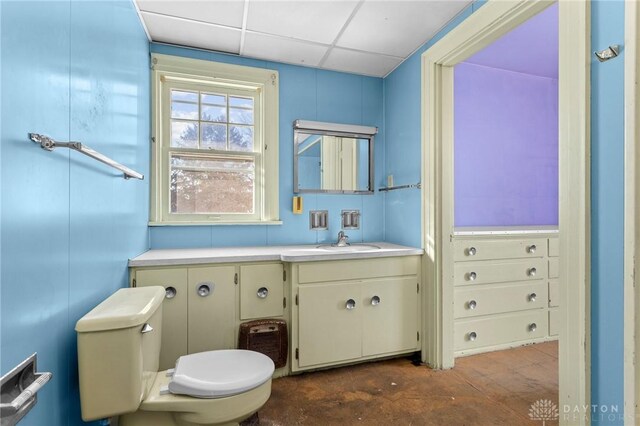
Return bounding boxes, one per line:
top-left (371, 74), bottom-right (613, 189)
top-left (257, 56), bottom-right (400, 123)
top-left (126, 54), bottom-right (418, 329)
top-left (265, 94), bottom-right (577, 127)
top-left (150, 53), bottom-right (280, 225)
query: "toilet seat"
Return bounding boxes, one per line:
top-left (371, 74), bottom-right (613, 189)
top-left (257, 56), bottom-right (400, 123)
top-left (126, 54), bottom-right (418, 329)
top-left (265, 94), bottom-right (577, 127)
top-left (168, 350), bottom-right (275, 399)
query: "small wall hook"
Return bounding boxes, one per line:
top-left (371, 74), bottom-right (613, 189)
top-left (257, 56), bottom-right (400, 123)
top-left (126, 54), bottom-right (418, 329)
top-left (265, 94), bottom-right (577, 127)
top-left (594, 45), bottom-right (620, 62)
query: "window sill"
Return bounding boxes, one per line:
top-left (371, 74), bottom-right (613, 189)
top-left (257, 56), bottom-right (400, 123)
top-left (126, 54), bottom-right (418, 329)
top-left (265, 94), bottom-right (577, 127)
top-left (148, 220), bottom-right (283, 227)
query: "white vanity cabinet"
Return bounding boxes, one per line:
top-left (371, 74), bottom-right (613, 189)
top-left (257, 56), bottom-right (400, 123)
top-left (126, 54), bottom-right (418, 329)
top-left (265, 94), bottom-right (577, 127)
top-left (452, 231), bottom-right (559, 356)
top-left (290, 256), bottom-right (421, 372)
top-left (130, 262), bottom-right (286, 370)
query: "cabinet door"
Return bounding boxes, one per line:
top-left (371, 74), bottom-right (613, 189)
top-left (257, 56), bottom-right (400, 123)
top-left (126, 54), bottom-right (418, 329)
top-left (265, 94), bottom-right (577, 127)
top-left (298, 282), bottom-right (361, 368)
top-left (188, 266), bottom-right (236, 354)
top-left (362, 278), bottom-right (419, 356)
top-left (135, 268), bottom-right (188, 370)
top-left (240, 264), bottom-right (284, 320)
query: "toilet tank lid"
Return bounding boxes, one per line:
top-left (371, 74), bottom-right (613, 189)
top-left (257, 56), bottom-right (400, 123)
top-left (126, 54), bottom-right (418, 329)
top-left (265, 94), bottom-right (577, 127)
top-left (76, 286), bottom-right (165, 333)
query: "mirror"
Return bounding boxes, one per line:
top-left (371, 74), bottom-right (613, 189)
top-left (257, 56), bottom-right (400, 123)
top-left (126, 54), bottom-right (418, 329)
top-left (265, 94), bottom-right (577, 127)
top-left (294, 120), bottom-right (376, 194)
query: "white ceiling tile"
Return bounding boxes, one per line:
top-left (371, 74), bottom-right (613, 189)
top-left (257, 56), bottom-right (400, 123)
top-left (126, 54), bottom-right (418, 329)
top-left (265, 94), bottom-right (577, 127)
top-left (137, 0), bottom-right (245, 28)
top-left (337, 0), bottom-right (471, 57)
top-left (246, 1), bottom-right (359, 44)
top-left (242, 32), bottom-right (328, 67)
top-left (322, 48), bottom-right (402, 77)
top-left (141, 12), bottom-right (241, 54)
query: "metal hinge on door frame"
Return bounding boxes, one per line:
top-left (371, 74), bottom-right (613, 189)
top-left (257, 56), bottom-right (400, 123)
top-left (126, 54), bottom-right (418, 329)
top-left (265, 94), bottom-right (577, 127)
top-left (283, 269), bottom-right (287, 282)
top-left (417, 331), bottom-right (420, 341)
top-left (295, 294), bottom-right (299, 305)
top-left (283, 297), bottom-right (287, 309)
top-left (295, 348), bottom-right (299, 359)
top-left (234, 273), bottom-right (238, 285)
top-left (132, 278), bottom-right (137, 288)
top-left (417, 283), bottom-right (419, 293)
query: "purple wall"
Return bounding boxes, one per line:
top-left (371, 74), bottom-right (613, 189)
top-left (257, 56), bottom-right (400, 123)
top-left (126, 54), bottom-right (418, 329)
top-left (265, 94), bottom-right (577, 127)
top-left (454, 62), bottom-right (558, 227)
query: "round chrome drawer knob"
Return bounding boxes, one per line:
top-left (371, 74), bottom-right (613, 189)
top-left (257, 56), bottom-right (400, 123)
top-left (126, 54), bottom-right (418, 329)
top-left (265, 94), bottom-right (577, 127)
top-left (529, 323), bottom-right (537, 332)
top-left (346, 299), bottom-right (356, 310)
top-left (165, 286), bottom-right (177, 299)
top-left (197, 283), bottom-right (211, 297)
top-left (528, 293), bottom-right (537, 302)
top-left (468, 332), bottom-right (477, 341)
top-left (468, 300), bottom-right (477, 310)
top-left (371, 295), bottom-right (381, 306)
top-left (468, 247), bottom-right (477, 256)
top-left (527, 267), bottom-right (537, 277)
top-left (528, 244), bottom-right (537, 254)
top-left (257, 287), bottom-right (269, 299)
top-left (468, 272), bottom-right (477, 281)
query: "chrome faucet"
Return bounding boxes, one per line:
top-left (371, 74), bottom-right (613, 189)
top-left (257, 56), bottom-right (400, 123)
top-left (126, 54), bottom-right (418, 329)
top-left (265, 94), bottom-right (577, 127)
top-left (335, 231), bottom-right (350, 247)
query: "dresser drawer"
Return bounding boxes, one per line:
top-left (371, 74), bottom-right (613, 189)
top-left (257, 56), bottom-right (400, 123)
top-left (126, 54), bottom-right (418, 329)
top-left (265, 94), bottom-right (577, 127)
top-left (548, 238), bottom-right (559, 257)
top-left (454, 281), bottom-right (547, 319)
top-left (549, 308), bottom-right (559, 336)
top-left (548, 279), bottom-right (559, 307)
top-left (454, 258), bottom-right (546, 286)
top-left (454, 310), bottom-right (548, 351)
top-left (240, 264), bottom-right (284, 320)
top-left (453, 238), bottom-right (547, 262)
top-left (297, 256), bottom-right (420, 284)
top-left (549, 258), bottom-right (559, 279)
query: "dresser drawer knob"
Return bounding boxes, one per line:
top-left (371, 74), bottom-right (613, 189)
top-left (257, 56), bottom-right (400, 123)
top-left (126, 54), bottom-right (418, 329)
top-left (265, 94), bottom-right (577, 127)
top-left (346, 299), bottom-right (356, 310)
top-left (528, 323), bottom-right (537, 332)
top-left (468, 272), bottom-right (477, 281)
top-left (257, 287), bottom-right (269, 299)
top-left (371, 295), bottom-right (381, 306)
top-left (468, 331), bottom-right (477, 341)
top-left (528, 293), bottom-right (537, 302)
top-left (467, 247), bottom-right (477, 256)
top-left (527, 244), bottom-right (537, 254)
top-left (165, 286), bottom-right (177, 299)
top-left (467, 300), bottom-right (477, 310)
top-left (527, 267), bottom-right (537, 277)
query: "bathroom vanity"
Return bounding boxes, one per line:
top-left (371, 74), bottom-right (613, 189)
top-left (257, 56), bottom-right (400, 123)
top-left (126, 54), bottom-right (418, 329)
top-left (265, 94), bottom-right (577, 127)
top-left (128, 243), bottom-right (423, 375)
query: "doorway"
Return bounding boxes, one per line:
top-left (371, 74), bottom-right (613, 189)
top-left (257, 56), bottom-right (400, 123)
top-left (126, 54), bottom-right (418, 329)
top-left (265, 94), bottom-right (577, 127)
top-left (420, 0), bottom-right (590, 419)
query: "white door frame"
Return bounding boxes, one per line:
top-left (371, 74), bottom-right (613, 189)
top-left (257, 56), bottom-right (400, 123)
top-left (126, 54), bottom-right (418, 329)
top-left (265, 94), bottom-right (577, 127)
top-left (624, 0), bottom-right (639, 422)
top-left (420, 0), bottom-right (591, 419)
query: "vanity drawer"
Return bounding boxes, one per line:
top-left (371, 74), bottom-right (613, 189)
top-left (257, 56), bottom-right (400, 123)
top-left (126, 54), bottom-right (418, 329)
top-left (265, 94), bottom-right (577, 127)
top-left (454, 310), bottom-right (548, 351)
top-left (548, 238), bottom-right (559, 257)
top-left (453, 238), bottom-right (547, 262)
top-left (454, 281), bottom-right (547, 319)
top-left (549, 258), bottom-right (559, 279)
top-left (549, 308), bottom-right (560, 336)
top-left (454, 258), bottom-right (546, 286)
top-left (549, 279), bottom-right (559, 307)
top-left (240, 264), bottom-right (284, 320)
top-left (296, 256), bottom-right (420, 284)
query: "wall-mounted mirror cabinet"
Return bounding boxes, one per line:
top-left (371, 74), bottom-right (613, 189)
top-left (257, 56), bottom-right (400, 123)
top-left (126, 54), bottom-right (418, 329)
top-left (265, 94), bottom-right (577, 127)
top-left (293, 120), bottom-right (377, 194)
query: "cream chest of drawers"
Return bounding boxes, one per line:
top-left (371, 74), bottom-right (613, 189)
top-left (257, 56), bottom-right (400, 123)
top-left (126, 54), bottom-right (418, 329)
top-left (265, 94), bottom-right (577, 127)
top-left (452, 230), bottom-right (559, 356)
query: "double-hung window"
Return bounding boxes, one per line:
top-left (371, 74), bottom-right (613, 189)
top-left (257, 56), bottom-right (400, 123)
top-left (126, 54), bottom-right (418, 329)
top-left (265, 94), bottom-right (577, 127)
top-left (150, 54), bottom-right (279, 225)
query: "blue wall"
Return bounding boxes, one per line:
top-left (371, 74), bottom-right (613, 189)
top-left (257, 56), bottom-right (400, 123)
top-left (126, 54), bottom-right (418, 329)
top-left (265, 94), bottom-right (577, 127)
top-left (148, 44), bottom-right (385, 249)
top-left (383, 0), bottom-right (626, 422)
top-left (0, 1), bottom-right (150, 425)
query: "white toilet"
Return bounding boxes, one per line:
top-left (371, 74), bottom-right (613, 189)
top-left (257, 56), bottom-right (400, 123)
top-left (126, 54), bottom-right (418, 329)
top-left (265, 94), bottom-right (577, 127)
top-left (75, 286), bottom-right (275, 426)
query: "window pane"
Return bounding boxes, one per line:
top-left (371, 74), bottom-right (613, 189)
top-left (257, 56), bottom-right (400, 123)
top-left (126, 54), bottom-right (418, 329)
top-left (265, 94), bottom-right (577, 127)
top-left (201, 124), bottom-right (227, 150)
top-left (171, 90), bottom-right (197, 102)
top-left (171, 101), bottom-right (198, 120)
top-left (229, 96), bottom-right (253, 109)
top-left (229, 126), bottom-right (254, 152)
top-left (171, 121), bottom-right (198, 148)
top-left (229, 108), bottom-right (253, 125)
top-left (170, 154), bottom-right (255, 214)
top-left (201, 93), bottom-right (226, 106)
top-left (201, 105), bottom-right (226, 122)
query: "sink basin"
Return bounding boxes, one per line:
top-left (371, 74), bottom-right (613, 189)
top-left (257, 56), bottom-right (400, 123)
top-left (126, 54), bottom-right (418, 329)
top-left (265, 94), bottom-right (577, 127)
top-left (315, 244), bottom-right (381, 252)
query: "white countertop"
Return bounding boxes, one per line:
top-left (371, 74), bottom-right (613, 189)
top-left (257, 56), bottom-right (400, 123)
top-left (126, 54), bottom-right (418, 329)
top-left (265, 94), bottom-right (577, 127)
top-left (128, 242), bottom-right (424, 267)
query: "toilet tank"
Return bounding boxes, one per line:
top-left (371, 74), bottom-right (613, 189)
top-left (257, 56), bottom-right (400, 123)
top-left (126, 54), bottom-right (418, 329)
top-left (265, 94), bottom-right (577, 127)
top-left (75, 286), bottom-right (165, 421)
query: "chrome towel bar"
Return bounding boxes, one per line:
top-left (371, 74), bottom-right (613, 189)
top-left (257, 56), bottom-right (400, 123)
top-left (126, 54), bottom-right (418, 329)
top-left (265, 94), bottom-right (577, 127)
top-left (378, 182), bottom-right (421, 192)
top-left (28, 133), bottom-right (144, 180)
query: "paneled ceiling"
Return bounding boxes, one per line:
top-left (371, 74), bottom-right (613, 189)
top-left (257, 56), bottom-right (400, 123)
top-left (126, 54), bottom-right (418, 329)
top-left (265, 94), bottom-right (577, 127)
top-left (135, 0), bottom-right (472, 77)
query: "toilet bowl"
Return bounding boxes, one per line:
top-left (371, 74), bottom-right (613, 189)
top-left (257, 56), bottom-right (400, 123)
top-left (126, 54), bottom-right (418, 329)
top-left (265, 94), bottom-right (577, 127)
top-left (76, 287), bottom-right (275, 426)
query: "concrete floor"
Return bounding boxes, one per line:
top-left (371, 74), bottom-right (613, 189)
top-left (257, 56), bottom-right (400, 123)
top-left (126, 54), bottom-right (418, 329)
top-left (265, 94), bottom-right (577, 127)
top-left (258, 341), bottom-right (558, 425)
